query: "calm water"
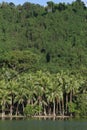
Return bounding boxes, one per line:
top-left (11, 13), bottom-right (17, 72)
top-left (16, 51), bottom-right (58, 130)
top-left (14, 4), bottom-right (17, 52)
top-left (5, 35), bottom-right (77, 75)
top-left (0, 119), bottom-right (87, 130)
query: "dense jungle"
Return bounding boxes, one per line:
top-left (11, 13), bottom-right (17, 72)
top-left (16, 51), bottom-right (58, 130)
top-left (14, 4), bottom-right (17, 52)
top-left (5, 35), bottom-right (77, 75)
top-left (0, 0), bottom-right (87, 118)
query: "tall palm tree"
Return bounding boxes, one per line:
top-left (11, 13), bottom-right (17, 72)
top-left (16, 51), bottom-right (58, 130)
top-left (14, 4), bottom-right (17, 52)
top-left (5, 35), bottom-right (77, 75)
top-left (55, 73), bottom-right (64, 115)
top-left (64, 72), bottom-right (81, 116)
top-left (40, 71), bottom-right (51, 116)
top-left (7, 79), bottom-right (18, 117)
top-left (62, 72), bottom-right (71, 114)
top-left (0, 80), bottom-right (10, 118)
top-left (14, 76), bottom-right (27, 115)
top-left (34, 71), bottom-right (45, 115)
top-left (14, 87), bottom-right (27, 115)
top-left (24, 73), bottom-right (36, 105)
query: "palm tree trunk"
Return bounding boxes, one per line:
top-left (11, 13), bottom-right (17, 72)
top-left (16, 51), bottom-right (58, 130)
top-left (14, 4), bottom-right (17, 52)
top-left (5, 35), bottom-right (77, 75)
top-left (43, 104), bottom-right (47, 116)
top-left (39, 99), bottom-right (42, 116)
top-left (66, 94), bottom-right (68, 114)
top-left (38, 96), bottom-right (42, 116)
top-left (62, 98), bottom-right (64, 116)
top-left (22, 103), bottom-right (24, 115)
top-left (27, 99), bottom-right (30, 105)
top-left (10, 105), bottom-right (13, 117)
top-left (56, 98), bottom-right (59, 115)
top-left (48, 103), bottom-right (51, 115)
top-left (70, 91), bottom-right (73, 117)
top-left (2, 102), bottom-right (5, 119)
top-left (70, 91), bottom-right (73, 103)
top-left (10, 96), bottom-right (13, 117)
top-left (59, 99), bottom-right (62, 115)
top-left (53, 100), bottom-right (56, 116)
top-left (16, 104), bottom-right (19, 116)
top-left (2, 109), bottom-right (5, 118)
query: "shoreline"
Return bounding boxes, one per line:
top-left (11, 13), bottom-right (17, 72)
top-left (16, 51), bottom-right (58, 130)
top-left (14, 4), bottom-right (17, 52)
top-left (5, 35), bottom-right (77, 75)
top-left (0, 115), bottom-right (70, 119)
top-left (33, 115), bottom-right (70, 119)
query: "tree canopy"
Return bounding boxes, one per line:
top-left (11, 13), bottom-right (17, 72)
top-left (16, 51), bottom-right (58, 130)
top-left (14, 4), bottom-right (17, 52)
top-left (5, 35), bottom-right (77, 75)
top-left (0, 0), bottom-right (87, 73)
top-left (0, 0), bottom-right (87, 118)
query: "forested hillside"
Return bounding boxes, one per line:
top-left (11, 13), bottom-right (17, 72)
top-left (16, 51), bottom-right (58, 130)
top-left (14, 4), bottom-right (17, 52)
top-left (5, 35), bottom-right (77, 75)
top-left (0, 0), bottom-right (87, 73)
top-left (0, 0), bottom-right (87, 118)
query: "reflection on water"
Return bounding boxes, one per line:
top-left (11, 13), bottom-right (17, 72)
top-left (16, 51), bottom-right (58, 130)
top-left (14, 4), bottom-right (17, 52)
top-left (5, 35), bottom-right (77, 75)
top-left (0, 119), bottom-right (87, 130)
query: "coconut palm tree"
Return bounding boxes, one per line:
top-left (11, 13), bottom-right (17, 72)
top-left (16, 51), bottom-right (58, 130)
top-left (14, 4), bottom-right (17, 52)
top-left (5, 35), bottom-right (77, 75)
top-left (64, 72), bottom-right (81, 116)
top-left (14, 87), bottom-right (27, 115)
top-left (34, 71), bottom-right (45, 115)
top-left (45, 73), bottom-right (63, 116)
top-left (14, 75), bottom-right (27, 115)
top-left (24, 73), bottom-right (36, 105)
top-left (0, 79), bottom-right (10, 118)
top-left (55, 73), bottom-right (64, 115)
top-left (6, 79), bottom-right (18, 116)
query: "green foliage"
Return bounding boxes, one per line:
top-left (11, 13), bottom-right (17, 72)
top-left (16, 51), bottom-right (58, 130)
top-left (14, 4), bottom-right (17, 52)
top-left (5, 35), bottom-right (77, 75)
top-left (76, 94), bottom-right (87, 117)
top-left (0, 69), bottom-right (86, 117)
top-left (67, 102), bottom-right (76, 113)
top-left (0, 50), bottom-right (40, 71)
top-left (0, 0), bottom-right (87, 118)
top-left (24, 104), bottom-right (42, 117)
top-left (0, 1), bottom-right (87, 73)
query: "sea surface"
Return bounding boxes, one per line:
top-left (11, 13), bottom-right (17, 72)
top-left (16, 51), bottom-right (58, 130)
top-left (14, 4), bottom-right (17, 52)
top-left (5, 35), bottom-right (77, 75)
top-left (0, 118), bottom-right (87, 130)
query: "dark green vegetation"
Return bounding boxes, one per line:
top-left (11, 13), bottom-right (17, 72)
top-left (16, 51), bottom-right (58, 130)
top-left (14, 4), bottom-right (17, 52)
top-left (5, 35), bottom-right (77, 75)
top-left (0, 0), bottom-right (87, 118)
